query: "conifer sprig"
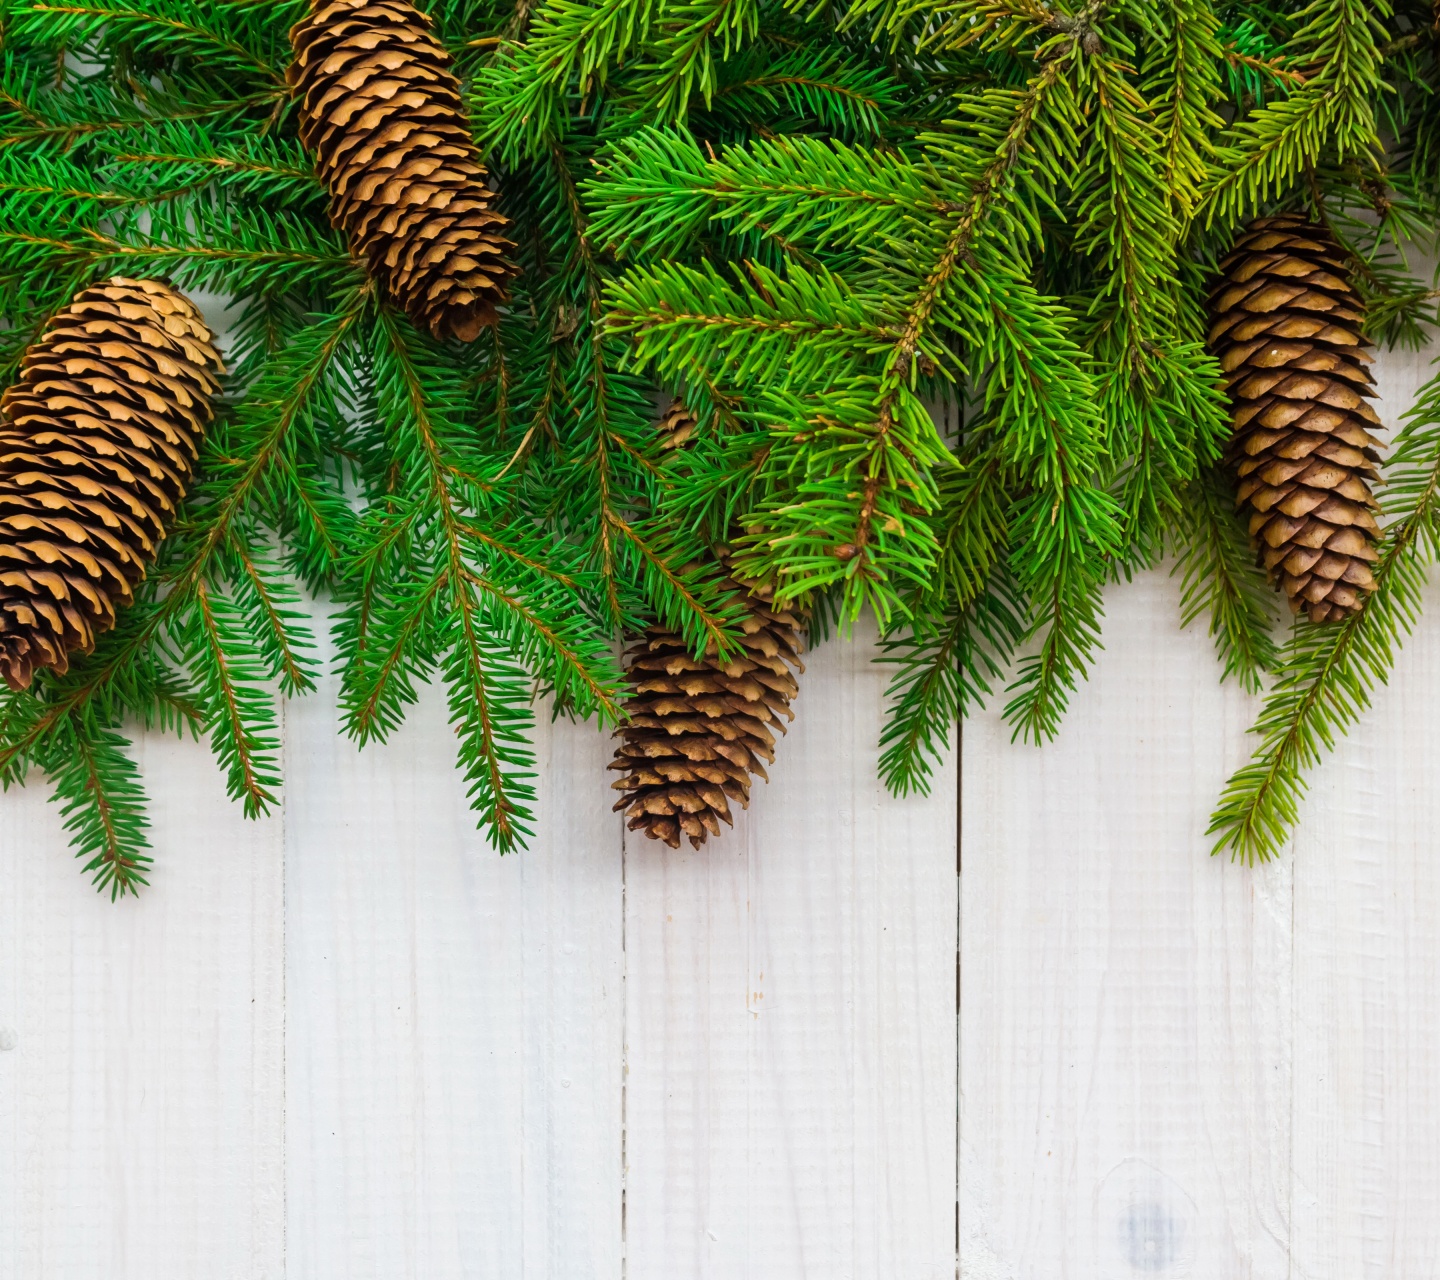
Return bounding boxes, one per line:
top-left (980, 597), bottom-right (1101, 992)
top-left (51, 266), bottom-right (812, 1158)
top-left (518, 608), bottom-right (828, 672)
top-left (1209, 361), bottom-right (1440, 862)
top-left (0, 0), bottom-right (1438, 884)
top-left (1200, 0), bottom-right (1389, 226)
top-left (44, 718), bottom-right (155, 897)
top-left (1173, 465), bottom-right (1281, 693)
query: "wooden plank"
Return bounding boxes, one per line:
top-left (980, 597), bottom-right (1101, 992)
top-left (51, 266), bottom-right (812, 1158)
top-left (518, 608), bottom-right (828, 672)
top-left (1288, 343), bottom-right (1440, 1275)
top-left (959, 570), bottom-right (1293, 1278)
top-left (623, 621), bottom-right (958, 1280)
top-left (283, 657), bottom-right (624, 1279)
top-left (11, 314), bottom-right (1440, 1276)
top-left (522, 709), bottom-right (627, 1280)
top-left (0, 726), bottom-right (286, 1277)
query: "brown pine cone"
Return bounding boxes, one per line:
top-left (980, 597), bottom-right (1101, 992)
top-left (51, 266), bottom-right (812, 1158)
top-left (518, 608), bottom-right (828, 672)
top-left (288, 0), bottom-right (520, 342)
top-left (611, 399), bottom-right (807, 849)
top-left (0, 278), bottom-right (223, 691)
top-left (655, 397), bottom-right (696, 450)
top-left (609, 563), bottom-right (805, 849)
top-left (1207, 214), bottom-right (1383, 622)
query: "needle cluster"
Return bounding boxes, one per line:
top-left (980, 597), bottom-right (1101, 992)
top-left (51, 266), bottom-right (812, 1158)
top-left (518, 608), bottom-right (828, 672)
top-left (0, 0), bottom-right (1438, 888)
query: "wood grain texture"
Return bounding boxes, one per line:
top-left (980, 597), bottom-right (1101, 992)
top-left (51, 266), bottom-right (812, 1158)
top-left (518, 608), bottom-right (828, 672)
top-left (958, 336), bottom-right (1440, 1277)
top-left (282, 646), bottom-right (623, 1280)
top-left (1288, 343), bottom-right (1440, 1277)
top-left (623, 619), bottom-right (958, 1280)
top-left (9, 328), bottom-right (1440, 1279)
top-left (0, 726), bottom-right (285, 1280)
top-left (960, 571), bottom-right (1293, 1279)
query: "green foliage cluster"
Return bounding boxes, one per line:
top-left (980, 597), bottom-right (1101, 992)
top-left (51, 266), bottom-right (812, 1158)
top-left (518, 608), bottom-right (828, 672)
top-left (0, 0), bottom-right (1438, 890)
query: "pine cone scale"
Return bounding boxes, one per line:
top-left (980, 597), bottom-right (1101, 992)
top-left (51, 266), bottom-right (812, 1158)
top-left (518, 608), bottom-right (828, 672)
top-left (1207, 215), bottom-right (1384, 623)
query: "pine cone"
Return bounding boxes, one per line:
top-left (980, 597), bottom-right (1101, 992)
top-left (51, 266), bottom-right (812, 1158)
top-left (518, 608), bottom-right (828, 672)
top-left (609, 401), bottom-right (804, 849)
top-left (655, 397), bottom-right (696, 450)
top-left (609, 565), bottom-right (805, 849)
top-left (1207, 214), bottom-right (1383, 622)
top-left (288, 0), bottom-right (520, 343)
top-left (0, 278), bottom-right (223, 691)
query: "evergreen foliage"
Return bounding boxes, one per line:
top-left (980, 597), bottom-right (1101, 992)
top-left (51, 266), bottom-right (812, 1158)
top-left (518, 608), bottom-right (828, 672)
top-left (0, 0), bottom-right (1437, 886)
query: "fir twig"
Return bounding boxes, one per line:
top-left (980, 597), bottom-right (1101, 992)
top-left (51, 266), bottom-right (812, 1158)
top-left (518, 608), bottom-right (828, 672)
top-left (1209, 361), bottom-right (1440, 861)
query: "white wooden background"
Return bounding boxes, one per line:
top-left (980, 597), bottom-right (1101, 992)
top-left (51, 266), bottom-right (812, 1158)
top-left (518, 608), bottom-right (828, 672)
top-left (2, 326), bottom-right (1440, 1278)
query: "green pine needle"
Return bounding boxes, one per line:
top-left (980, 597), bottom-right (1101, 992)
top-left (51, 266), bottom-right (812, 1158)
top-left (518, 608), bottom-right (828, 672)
top-left (0, 0), bottom-right (1437, 885)
top-left (1210, 357), bottom-right (1440, 862)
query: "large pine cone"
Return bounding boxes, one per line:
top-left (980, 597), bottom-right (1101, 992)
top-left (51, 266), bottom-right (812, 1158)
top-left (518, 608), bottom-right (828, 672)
top-left (609, 565), bottom-right (805, 849)
top-left (0, 278), bottom-right (223, 691)
top-left (1207, 214), bottom-right (1383, 622)
top-left (288, 0), bottom-right (520, 342)
top-left (611, 401), bottom-right (806, 849)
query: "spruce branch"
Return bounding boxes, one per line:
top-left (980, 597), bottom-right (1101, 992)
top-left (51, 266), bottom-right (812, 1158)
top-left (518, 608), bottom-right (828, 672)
top-left (15, 1), bottom-right (293, 83)
top-left (701, 47), bottom-right (902, 139)
top-left (1210, 362), bottom-right (1440, 862)
top-left (876, 454), bottom-right (1021, 794)
top-left (41, 718), bottom-right (153, 898)
top-left (1173, 465), bottom-right (1281, 693)
top-left (1071, 31), bottom-right (1229, 556)
top-left (533, 135), bottom-right (741, 651)
top-left (878, 573), bottom-right (1028, 795)
top-left (0, 90), bottom-right (287, 152)
top-left (587, 126), bottom-right (949, 263)
top-left (1149, 0), bottom-right (1225, 219)
top-left (735, 61), bottom-right (1077, 620)
top-left (636, 0), bottom-right (761, 116)
top-left (1201, 0), bottom-right (1389, 226)
top-left (337, 307), bottom-right (625, 848)
top-left (528, 0), bottom-right (660, 92)
top-left (821, 50), bottom-right (1100, 625)
top-left (185, 578), bottom-right (281, 817)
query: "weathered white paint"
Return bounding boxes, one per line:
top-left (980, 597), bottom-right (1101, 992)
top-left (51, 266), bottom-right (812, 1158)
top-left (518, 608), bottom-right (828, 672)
top-left (1285, 344), bottom-right (1440, 1277)
top-left (623, 620), bottom-right (957, 1280)
top-left (960, 571), bottom-right (1292, 1279)
top-left (282, 625), bottom-right (624, 1280)
top-left (4, 317), bottom-right (1440, 1279)
top-left (958, 341), bottom-right (1440, 1280)
top-left (0, 726), bottom-right (285, 1279)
